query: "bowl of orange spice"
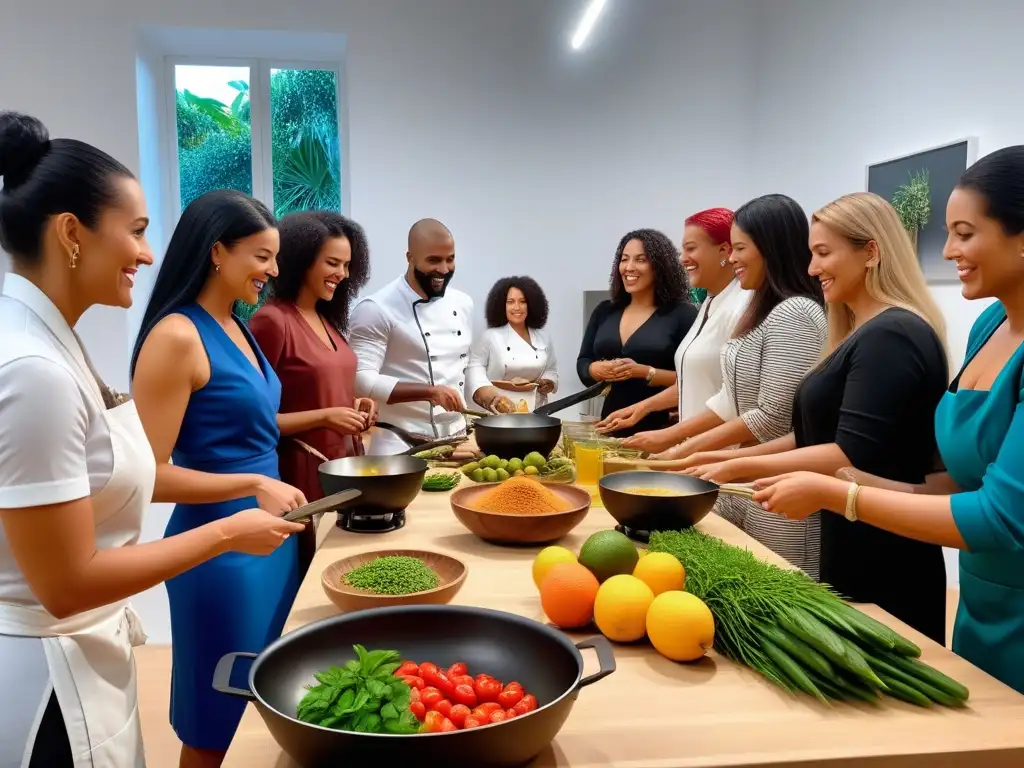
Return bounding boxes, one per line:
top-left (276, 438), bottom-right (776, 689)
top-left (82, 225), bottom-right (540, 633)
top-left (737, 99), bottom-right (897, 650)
top-left (450, 476), bottom-right (592, 545)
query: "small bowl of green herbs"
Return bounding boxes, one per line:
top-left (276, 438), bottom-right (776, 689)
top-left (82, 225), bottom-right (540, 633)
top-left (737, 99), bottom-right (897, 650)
top-left (321, 549), bottom-right (468, 613)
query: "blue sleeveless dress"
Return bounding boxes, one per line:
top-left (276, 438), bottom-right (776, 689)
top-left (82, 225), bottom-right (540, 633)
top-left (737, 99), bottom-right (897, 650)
top-left (164, 304), bottom-right (300, 750)
top-left (937, 300), bottom-right (1024, 695)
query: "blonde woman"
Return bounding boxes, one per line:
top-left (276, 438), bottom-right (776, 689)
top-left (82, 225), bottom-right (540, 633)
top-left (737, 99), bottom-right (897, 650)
top-left (680, 192), bottom-right (949, 643)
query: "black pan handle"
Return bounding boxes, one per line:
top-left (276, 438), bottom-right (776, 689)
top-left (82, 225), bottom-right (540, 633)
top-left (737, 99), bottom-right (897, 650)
top-left (213, 651), bottom-right (258, 700)
top-left (575, 634), bottom-right (616, 689)
top-left (534, 382), bottom-right (609, 417)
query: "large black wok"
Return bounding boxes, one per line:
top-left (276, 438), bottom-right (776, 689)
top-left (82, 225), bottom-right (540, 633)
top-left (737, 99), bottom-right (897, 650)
top-left (318, 455), bottom-right (427, 512)
top-left (473, 382), bottom-right (608, 458)
top-left (213, 605), bottom-right (616, 767)
top-left (599, 470), bottom-right (755, 533)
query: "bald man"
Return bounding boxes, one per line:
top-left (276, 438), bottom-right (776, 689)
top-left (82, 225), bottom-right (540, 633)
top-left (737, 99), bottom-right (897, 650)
top-left (348, 219), bottom-right (475, 455)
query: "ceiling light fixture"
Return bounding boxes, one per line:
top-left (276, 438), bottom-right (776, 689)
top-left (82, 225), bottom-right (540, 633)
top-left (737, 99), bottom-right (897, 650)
top-left (570, 0), bottom-right (608, 50)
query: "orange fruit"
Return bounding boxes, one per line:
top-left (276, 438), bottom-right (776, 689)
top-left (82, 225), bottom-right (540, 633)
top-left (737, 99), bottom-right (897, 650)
top-left (539, 562), bottom-right (600, 629)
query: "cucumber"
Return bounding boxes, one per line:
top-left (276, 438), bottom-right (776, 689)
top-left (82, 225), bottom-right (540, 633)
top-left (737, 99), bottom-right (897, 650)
top-left (807, 670), bottom-right (856, 703)
top-left (760, 638), bottom-right (828, 704)
top-left (830, 671), bottom-right (882, 704)
top-left (809, 599), bottom-right (896, 652)
top-left (777, 607), bottom-right (846, 661)
top-left (835, 602), bottom-right (921, 657)
top-left (864, 654), bottom-right (964, 708)
top-left (876, 673), bottom-right (933, 707)
top-left (880, 651), bottom-right (970, 702)
top-left (758, 623), bottom-right (833, 678)
top-left (834, 633), bottom-right (886, 689)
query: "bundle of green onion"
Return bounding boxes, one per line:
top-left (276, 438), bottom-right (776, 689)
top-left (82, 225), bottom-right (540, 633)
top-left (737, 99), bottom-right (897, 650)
top-left (648, 529), bottom-right (970, 707)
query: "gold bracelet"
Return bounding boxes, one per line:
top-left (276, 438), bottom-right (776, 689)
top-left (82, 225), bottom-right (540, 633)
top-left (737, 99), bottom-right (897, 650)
top-left (844, 482), bottom-right (860, 522)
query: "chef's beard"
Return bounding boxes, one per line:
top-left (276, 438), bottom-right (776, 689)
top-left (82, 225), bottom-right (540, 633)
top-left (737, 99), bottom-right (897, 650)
top-left (414, 268), bottom-right (454, 299)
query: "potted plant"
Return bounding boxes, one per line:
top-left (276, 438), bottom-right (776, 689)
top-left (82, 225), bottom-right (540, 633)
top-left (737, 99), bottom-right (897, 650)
top-left (890, 169), bottom-right (931, 249)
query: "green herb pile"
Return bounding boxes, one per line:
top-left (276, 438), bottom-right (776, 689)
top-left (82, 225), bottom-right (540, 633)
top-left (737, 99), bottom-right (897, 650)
top-left (422, 471), bottom-right (462, 492)
top-left (296, 645), bottom-right (419, 733)
top-left (343, 555), bottom-right (441, 596)
top-left (649, 529), bottom-right (970, 708)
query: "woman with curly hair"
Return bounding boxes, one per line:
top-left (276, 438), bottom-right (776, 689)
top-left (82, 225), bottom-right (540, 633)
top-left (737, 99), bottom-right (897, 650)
top-left (249, 211), bottom-right (377, 577)
top-left (467, 276), bottom-right (559, 413)
top-left (577, 229), bottom-right (697, 436)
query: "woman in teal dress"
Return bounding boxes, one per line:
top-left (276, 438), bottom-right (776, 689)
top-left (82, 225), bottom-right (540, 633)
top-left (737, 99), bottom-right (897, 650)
top-left (749, 145), bottom-right (1024, 695)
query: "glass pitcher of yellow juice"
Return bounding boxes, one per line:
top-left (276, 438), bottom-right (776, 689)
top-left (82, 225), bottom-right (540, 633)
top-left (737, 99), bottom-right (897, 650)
top-left (573, 441), bottom-right (604, 487)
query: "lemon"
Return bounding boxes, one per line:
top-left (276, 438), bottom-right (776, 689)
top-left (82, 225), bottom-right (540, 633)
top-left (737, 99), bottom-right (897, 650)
top-left (632, 552), bottom-right (685, 595)
top-left (593, 574), bottom-right (655, 642)
top-left (532, 546), bottom-right (578, 589)
top-left (645, 591), bottom-right (715, 662)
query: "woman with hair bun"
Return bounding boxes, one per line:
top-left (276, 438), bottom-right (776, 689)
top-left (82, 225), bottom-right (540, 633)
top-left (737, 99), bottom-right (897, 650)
top-left (597, 208), bottom-right (751, 434)
top-left (0, 113), bottom-right (300, 766)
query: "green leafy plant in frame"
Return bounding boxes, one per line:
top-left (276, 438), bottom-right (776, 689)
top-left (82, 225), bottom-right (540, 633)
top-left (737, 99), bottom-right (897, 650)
top-left (890, 169), bottom-right (930, 249)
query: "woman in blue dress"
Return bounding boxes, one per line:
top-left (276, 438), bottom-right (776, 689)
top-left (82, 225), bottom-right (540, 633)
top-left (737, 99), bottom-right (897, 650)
top-left (131, 189), bottom-right (307, 766)
top-left (750, 145), bottom-right (1024, 695)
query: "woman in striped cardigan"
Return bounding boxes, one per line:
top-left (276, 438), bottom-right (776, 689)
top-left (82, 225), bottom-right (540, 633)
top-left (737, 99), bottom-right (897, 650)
top-left (623, 194), bottom-right (826, 576)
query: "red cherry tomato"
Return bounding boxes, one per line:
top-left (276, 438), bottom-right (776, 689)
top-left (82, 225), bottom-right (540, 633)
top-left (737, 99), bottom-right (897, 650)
top-left (448, 703), bottom-right (471, 729)
top-left (463, 716), bottom-right (483, 729)
top-left (470, 701), bottom-right (502, 721)
top-left (489, 710), bottom-right (508, 724)
top-left (409, 701), bottom-right (426, 721)
top-left (504, 681), bottom-right (524, 692)
top-left (512, 694), bottom-right (538, 715)
top-left (475, 673), bottom-right (494, 686)
top-left (420, 710), bottom-right (445, 733)
top-left (474, 676), bottom-right (503, 703)
top-left (420, 687), bottom-right (444, 709)
top-left (451, 683), bottom-right (478, 708)
top-left (397, 661), bottom-right (420, 677)
top-left (419, 663), bottom-right (456, 697)
top-left (409, 687), bottom-right (421, 703)
top-left (505, 708), bottom-right (517, 719)
top-left (448, 662), bottom-right (468, 678)
top-left (433, 699), bottom-right (453, 718)
top-left (497, 684), bottom-right (524, 709)
top-left (401, 675), bottom-right (425, 690)
top-left (451, 674), bottom-right (475, 688)
top-left (440, 717), bottom-right (458, 733)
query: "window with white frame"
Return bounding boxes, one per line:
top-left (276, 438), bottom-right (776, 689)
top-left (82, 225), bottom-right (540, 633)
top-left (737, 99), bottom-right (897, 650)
top-left (166, 58), bottom-right (343, 318)
top-left (167, 58), bottom-right (343, 220)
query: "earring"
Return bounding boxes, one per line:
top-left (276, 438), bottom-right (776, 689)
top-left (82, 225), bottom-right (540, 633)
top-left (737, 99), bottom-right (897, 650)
top-left (214, 263), bottom-right (221, 273)
top-left (720, 259), bottom-right (728, 267)
top-left (69, 244), bottom-right (80, 270)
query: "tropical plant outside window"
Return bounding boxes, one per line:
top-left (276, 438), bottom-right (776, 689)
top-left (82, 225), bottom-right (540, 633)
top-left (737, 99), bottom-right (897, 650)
top-left (173, 63), bottom-right (342, 320)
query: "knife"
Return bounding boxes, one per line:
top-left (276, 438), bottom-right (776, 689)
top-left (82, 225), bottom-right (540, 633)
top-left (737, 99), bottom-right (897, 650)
top-left (283, 488), bottom-right (363, 522)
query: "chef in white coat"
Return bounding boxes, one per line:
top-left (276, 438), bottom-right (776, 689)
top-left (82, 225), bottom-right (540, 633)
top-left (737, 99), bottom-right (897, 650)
top-left (349, 219), bottom-right (473, 455)
top-left (0, 112), bottom-right (300, 768)
top-left (467, 275), bottom-right (558, 413)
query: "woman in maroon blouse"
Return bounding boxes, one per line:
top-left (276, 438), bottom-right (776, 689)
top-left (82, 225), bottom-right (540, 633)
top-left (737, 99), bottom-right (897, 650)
top-left (250, 210), bottom-right (376, 576)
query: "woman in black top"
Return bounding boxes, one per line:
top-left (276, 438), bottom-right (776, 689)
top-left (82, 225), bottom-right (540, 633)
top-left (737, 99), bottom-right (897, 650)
top-left (577, 229), bottom-right (696, 436)
top-left (679, 192), bottom-right (949, 643)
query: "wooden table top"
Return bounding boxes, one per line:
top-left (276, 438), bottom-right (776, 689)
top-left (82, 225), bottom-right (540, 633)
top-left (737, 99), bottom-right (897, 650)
top-left (224, 486), bottom-right (1024, 767)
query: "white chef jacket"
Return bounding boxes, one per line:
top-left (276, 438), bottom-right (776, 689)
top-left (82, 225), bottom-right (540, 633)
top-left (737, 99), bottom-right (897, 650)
top-left (466, 325), bottom-right (558, 411)
top-left (674, 278), bottom-right (752, 421)
top-left (349, 276), bottom-right (474, 454)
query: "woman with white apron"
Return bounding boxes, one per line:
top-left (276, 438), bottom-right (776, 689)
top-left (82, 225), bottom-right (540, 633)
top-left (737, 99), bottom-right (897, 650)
top-left (596, 208), bottom-right (750, 435)
top-left (0, 112), bottom-right (302, 768)
top-left (467, 276), bottom-right (558, 414)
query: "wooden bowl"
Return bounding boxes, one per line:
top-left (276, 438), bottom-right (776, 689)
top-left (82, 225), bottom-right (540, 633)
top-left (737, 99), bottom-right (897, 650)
top-left (321, 549), bottom-right (467, 613)
top-left (449, 483), bottom-right (592, 545)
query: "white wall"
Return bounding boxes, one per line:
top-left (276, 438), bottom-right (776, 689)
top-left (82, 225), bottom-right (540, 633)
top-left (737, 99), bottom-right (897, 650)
top-left (749, 0), bottom-right (1024, 584)
top-left (1, 0), bottom-right (759, 641)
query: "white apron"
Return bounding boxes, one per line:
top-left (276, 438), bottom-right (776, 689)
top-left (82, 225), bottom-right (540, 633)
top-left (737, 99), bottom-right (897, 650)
top-left (0, 328), bottom-right (155, 767)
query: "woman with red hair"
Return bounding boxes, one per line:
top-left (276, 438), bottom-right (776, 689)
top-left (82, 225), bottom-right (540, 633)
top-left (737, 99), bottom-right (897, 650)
top-left (597, 208), bottom-right (751, 433)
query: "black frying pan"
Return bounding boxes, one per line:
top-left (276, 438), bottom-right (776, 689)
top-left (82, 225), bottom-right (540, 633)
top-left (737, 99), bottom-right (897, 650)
top-left (472, 383), bottom-right (609, 458)
top-left (598, 470), bottom-right (755, 532)
top-left (212, 605), bottom-right (615, 767)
